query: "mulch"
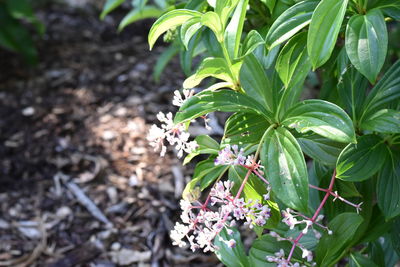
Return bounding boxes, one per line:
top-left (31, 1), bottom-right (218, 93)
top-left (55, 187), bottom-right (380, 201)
top-left (0, 2), bottom-right (221, 266)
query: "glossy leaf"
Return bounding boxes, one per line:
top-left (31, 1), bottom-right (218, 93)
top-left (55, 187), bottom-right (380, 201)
top-left (377, 152), bottom-right (400, 219)
top-left (297, 134), bottom-right (345, 166)
top-left (315, 213), bottom-right (363, 267)
top-left (362, 60), bottom-right (400, 118)
top-left (240, 53), bottom-right (276, 112)
top-left (119, 6), bottom-right (163, 32)
top-left (183, 57), bottom-right (234, 89)
top-left (148, 9), bottom-right (202, 50)
top-left (201, 12), bottom-right (223, 42)
top-left (240, 30), bottom-right (264, 58)
top-left (223, 113), bottom-right (269, 145)
top-left (336, 135), bottom-right (388, 182)
top-left (345, 9), bottom-right (388, 83)
top-left (182, 159), bottom-right (227, 199)
top-left (224, 0), bottom-right (249, 59)
top-left (265, 0), bottom-right (318, 49)
top-left (361, 109), bottom-right (400, 134)
top-left (349, 253), bottom-right (378, 267)
top-left (174, 89), bottom-right (272, 124)
top-left (282, 99), bottom-right (356, 143)
top-left (308, 0), bottom-right (349, 68)
top-left (261, 127), bottom-right (309, 213)
top-left (180, 17), bottom-right (202, 49)
top-left (100, 0), bottom-right (125, 20)
top-left (183, 135), bottom-right (220, 165)
top-left (276, 32), bottom-right (311, 88)
top-left (214, 228), bottom-right (249, 267)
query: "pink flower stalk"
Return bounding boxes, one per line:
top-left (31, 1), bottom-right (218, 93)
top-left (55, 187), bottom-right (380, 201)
top-left (171, 176), bottom-right (271, 252)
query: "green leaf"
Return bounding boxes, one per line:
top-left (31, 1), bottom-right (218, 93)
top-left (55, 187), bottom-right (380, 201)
top-left (240, 30), bottom-right (264, 58)
top-left (249, 234), bottom-right (302, 266)
top-left (224, 0), bottom-right (249, 59)
top-left (223, 113), bottom-right (269, 145)
top-left (315, 213), bottom-right (363, 267)
top-left (5, 0), bottom-right (44, 34)
top-left (265, 0), bottom-right (318, 49)
top-left (261, 127), bottom-right (309, 213)
top-left (240, 53), bottom-right (276, 112)
top-left (377, 152), bottom-right (400, 219)
top-left (360, 109), bottom-right (400, 134)
top-left (100, 0), bottom-right (125, 20)
top-left (349, 252), bottom-right (378, 267)
top-left (180, 17), bottom-right (202, 49)
top-left (214, 227), bottom-right (249, 267)
top-left (362, 60), bottom-right (400, 118)
top-left (174, 89), bottom-right (272, 124)
top-left (391, 218), bottom-right (400, 256)
top-left (282, 99), bottom-right (356, 143)
top-left (345, 9), bottom-right (388, 83)
top-left (182, 159), bottom-right (227, 199)
top-left (201, 11), bottom-right (224, 42)
top-left (297, 134), bottom-right (345, 166)
top-left (183, 135), bottom-right (220, 165)
top-left (276, 32), bottom-right (311, 88)
top-left (118, 6), bottom-right (163, 31)
top-left (308, 0), bottom-right (349, 69)
top-left (336, 134), bottom-right (388, 182)
top-left (359, 205), bottom-right (393, 243)
top-left (148, 9), bottom-right (202, 50)
top-left (183, 57), bottom-right (234, 89)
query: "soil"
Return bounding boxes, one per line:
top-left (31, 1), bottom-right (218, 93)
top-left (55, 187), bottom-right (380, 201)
top-left (0, 2), bottom-right (220, 266)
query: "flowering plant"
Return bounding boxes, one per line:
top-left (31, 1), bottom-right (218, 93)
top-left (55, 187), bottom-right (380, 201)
top-left (104, 0), bottom-right (400, 265)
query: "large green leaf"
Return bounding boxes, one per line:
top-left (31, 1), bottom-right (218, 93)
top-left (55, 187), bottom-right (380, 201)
top-left (100, 0), bottom-right (125, 20)
top-left (239, 53), bottom-right (276, 112)
top-left (265, 0), bottom-right (318, 49)
top-left (148, 9), bottom-right (202, 49)
top-left (223, 113), bottom-right (269, 145)
top-left (182, 158), bottom-right (227, 199)
top-left (249, 234), bottom-right (303, 266)
top-left (362, 60), bottom-right (400, 119)
top-left (261, 127), bottom-right (309, 213)
top-left (297, 134), bottom-right (345, 166)
top-left (276, 32), bottom-right (311, 88)
top-left (240, 30), bottom-right (264, 58)
top-left (224, 0), bottom-right (249, 60)
top-left (360, 109), bottom-right (400, 134)
top-left (349, 253), bottom-right (378, 267)
top-left (345, 9), bottom-right (388, 83)
top-left (377, 152), bottom-right (400, 219)
top-left (315, 213), bottom-right (363, 267)
top-left (183, 57), bottom-right (235, 88)
top-left (174, 89), bottom-right (272, 124)
top-left (337, 53), bottom-right (368, 120)
top-left (201, 11), bottom-right (224, 42)
top-left (118, 6), bottom-right (163, 32)
top-left (180, 17), bottom-right (202, 49)
top-left (183, 135), bottom-right (220, 165)
top-left (307, 0), bottom-right (349, 68)
top-left (282, 99), bottom-right (356, 143)
top-left (214, 227), bottom-right (249, 267)
top-left (336, 134), bottom-right (388, 182)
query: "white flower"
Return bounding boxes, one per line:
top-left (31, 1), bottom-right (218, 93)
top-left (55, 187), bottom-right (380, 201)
top-left (172, 89), bottom-right (194, 107)
top-left (147, 111), bottom-right (197, 158)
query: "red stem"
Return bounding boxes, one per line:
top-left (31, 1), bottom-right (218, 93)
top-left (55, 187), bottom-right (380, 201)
top-left (286, 170), bottom-right (336, 263)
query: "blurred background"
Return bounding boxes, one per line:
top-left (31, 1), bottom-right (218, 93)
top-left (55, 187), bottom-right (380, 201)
top-left (0, 0), bottom-right (222, 266)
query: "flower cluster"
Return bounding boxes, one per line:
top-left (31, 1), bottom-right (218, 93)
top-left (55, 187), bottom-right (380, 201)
top-left (269, 231), bottom-right (315, 265)
top-left (172, 89), bottom-right (194, 107)
top-left (147, 111), bottom-right (198, 157)
top-left (214, 145), bottom-right (247, 166)
top-left (170, 181), bottom-right (271, 252)
top-left (266, 249), bottom-right (305, 267)
top-left (282, 208), bottom-right (332, 237)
